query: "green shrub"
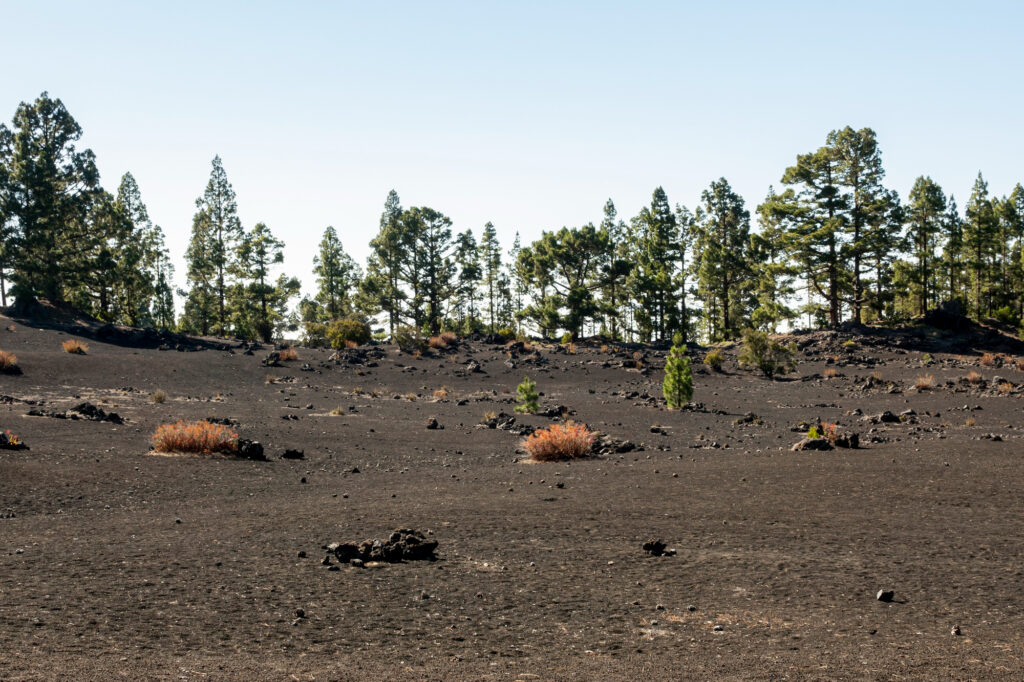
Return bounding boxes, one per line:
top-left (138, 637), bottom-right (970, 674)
top-left (663, 333), bottom-right (693, 409)
top-left (704, 348), bottom-right (723, 371)
top-left (495, 328), bottom-right (515, 342)
top-left (394, 325), bottom-right (427, 354)
top-left (737, 329), bottom-right (796, 378)
top-left (560, 332), bottom-right (573, 344)
top-left (514, 376), bottom-right (540, 414)
top-left (327, 317), bottom-right (372, 348)
top-left (994, 305), bottom-right (1020, 326)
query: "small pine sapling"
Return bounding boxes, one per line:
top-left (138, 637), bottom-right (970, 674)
top-left (663, 333), bottom-right (693, 409)
top-left (514, 376), bottom-right (539, 414)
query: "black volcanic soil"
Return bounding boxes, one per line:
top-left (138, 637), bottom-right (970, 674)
top-left (3, 315), bottom-right (1024, 680)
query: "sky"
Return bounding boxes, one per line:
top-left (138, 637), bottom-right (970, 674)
top-left (2, 1), bottom-right (1023, 305)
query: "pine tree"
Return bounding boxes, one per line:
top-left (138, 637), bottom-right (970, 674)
top-left (150, 226), bottom-right (175, 329)
top-left (313, 226), bottom-right (360, 320)
top-left (0, 124), bottom-right (13, 306)
top-left (831, 127), bottom-right (892, 323)
top-left (70, 190), bottom-right (128, 320)
top-left (905, 176), bottom-right (947, 315)
top-left (751, 187), bottom-right (797, 331)
top-left (631, 187), bottom-right (678, 341)
top-left (508, 232), bottom-right (529, 334)
top-left (180, 208), bottom-right (218, 335)
top-left (479, 222), bottom-right (502, 331)
top-left (692, 178), bottom-right (753, 340)
top-left (230, 222), bottom-right (297, 342)
top-left (940, 196), bottom-right (966, 306)
top-left (193, 156), bottom-right (242, 335)
top-left (514, 376), bottom-right (540, 414)
top-left (964, 173), bottom-right (998, 318)
top-left (453, 228), bottom-right (481, 331)
top-left (595, 199), bottom-right (633, 340)
top-left (1, 92), bottom-right (102, 305)
top-left (522, 225), bottom-right (607, 340)
top-left (363, 190), bottom-right (407, 335)
top-left (779, 140), bottom-right (847, 326)
top-left (113, 172), bottom-right (161, 326)
top-left (662, 332), bottom-right (693, 409)
top-left (407, 206), bottom-right (456, 334)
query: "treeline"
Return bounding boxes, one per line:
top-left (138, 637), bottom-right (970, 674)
top-left (2, 93), bottom-right (1023, 344)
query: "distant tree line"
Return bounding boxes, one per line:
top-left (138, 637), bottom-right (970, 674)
top-left (2, 93), bottom-right (1023, 343)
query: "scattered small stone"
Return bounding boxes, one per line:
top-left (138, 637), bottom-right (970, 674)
top-left (426, 417), bottom-right (440, 430)
top-left (281, 449), bottom-right (305, 460)
top-left (295, 608), bottom-right (305, 618)
top-left (951, 624), bottom-right (961, 636)
top-left (877, 589), bottom-right (894, 602)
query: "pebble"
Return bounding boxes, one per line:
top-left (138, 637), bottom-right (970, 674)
top-left (877, 589), bottom-right (895, 602)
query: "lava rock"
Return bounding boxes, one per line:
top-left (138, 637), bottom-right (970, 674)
top-left (425, 417), bottom-right (440, 430)
top-left (876, 589), bottom-right (895, 602)
top-left (642, 539), bottom-right (667, 556)
top-left (281, 449), bottom-right (305, 460)
top-left (325, 528), bottom-right (438, 564)
top-left (791, 438), bottom-right (834, 451)
top-left (236, 439), bottom-right (266, 460)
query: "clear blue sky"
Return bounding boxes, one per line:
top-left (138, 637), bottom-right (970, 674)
top-left (3, 1), bottom-right (1022, 303)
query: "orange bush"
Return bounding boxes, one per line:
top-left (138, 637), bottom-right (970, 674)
top-left (980, 352), bottom-right (1000, 367)
top-left (823, 368), bottom-right (838, 378)
top-left (344, 339), bottom-right (359, 349)
top-left (0, 350), bottom-right (17, 371)
top-left (62, 339), bottom-right (89, 354)
top-left (522, 421), bottom-right (595, 462)
top-left (278, 347), bottom-right (299, 361)
top-left (914, 374), bottom-right (935, 390)
top-left (152, 420), bottom-right (238, 454)
top-left (965, 370), bottom-right (984, 384)
top-left (428, 332), bottom-right (458, 349)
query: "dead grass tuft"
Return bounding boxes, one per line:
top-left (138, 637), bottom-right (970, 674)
top-left (344, 339), bottom-right (359, 349)
top-left (433, 387), bottom-right (450, 400)
top-left (62, 339), bottom-right (89, 354)
top-left (151, 389), bottom-right (167, 404)
top-left (823, 368), bottom-right (839, 379)
top-left (278, 347), bottom-right (299, 361)
top-left (522, 421), bottom-right (595, 462)
top-left (0, 350), bottom-right (17, 372)
top-left (998, 381), bottom-right (1014, 395)
top-left (980, 352), bottom-right (1000, 367)
top-left (914, 374), bottom-right (936, 390)
top-left (965, 370), bottom-right (984, 384)
top-left (152, 420), bottom-right (237, 454)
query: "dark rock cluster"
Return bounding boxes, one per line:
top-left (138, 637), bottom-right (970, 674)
top-left (323, 529), bottom-right (438, 565)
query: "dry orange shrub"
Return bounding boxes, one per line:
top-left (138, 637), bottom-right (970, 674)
top-left (914, 374), bottom-right (936, 390)
top-left (0, 350), bottom-right (17, 370)
top-left (965, 370), bottom-right (984, 384)
top-left (278, 347), bottom-right (299, 361)
top-left (523, 421), bottom-right (595, 462)
top-left (152, 420), bottom-right (238, 454)
top-left (62, 339), bottom-right (89, 354)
